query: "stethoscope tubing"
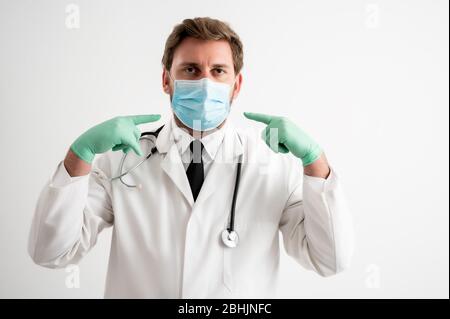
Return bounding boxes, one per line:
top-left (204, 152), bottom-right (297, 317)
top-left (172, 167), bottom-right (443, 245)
top-left (109, 125), bottom-right (242, 248)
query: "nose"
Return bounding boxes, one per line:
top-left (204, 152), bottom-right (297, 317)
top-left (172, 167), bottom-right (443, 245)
top-left (198, 68), bottom-right (214, 80)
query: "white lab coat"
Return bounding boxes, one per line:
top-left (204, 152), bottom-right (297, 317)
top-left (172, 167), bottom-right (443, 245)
top-left (28, 118), bottom-right (354, 298)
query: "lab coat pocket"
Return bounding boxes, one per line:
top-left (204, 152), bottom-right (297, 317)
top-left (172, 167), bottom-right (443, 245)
top-left (223, 248), bottom-right (233, 292)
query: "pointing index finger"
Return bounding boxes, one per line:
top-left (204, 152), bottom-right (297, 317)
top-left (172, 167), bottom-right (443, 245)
top-left (128, 114), bottom-right (161, 125)
top-left (243, 112), bottom-right (274, 124)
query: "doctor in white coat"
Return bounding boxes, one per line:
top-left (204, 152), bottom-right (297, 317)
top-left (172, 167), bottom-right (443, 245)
top-left (28, 17), bottom-right (354, 298)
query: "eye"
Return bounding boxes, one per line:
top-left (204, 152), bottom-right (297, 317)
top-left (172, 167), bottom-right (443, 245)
top-left (214, 68), bottom-right (226, 75)
top-left (184, 67), bottom-right (197, 74)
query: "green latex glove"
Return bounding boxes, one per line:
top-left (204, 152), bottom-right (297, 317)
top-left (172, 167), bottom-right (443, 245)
top-left (71, 114), bottom-right (161, 163)
top-left (243, 112), bottom-right (322, 166)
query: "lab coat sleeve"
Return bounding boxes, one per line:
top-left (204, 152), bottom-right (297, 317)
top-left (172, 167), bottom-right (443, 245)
top-left (28, 158), bottom-right (114, 269)
top-left (279, 166), bottom-right (354, 277)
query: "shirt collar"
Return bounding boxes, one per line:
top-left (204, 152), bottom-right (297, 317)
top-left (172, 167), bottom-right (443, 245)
top-left (171, 116), bottom-right (228, 162)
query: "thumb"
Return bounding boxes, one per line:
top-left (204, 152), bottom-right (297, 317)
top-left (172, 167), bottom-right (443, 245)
top-left (121, 135), bottom-right (143, 156)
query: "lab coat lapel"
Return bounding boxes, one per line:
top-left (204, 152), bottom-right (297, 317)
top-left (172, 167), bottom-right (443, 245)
top-left (194, 124), bottom-right (244, 207)
top-left (156, 120), bottom-right (195, 207)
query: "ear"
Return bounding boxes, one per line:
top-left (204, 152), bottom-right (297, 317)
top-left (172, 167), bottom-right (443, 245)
top-left (231, 73), bottom-right (243, 101)
top-left (162, 68), bottom-right (171, 94)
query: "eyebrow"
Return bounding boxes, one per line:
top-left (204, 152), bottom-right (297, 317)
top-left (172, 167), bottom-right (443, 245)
top-left (178, 62), bottom-right (232, 69)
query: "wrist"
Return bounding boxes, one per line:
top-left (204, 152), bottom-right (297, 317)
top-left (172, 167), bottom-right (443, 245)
top-left (64, 149), bottom-right (92, 177)
top-left (70, 141), bottom-right (95, 164)
top-left (301, 143), bottom-right (322, 167)
top-left (303, 153), bottom-right (330, 179)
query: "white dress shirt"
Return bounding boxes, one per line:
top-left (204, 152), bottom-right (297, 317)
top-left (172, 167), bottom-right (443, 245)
top-left (171, 116), bottom-right (227, 177)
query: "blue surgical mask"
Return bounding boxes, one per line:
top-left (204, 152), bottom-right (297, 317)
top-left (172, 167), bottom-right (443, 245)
top-left (171, 77), bottom-right (232, 131)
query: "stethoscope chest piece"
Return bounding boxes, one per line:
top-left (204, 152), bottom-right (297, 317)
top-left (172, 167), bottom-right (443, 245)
top-left (222, 229), bottom-right (239, 248)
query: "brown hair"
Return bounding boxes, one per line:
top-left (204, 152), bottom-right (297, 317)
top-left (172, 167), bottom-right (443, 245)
top-left (162, 17), bottom-right (244, 74)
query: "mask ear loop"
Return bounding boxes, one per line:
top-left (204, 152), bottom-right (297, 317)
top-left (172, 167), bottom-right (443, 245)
top-left (166, 70), bottom-right (176, 104)
top-left (229, 74), bottom-right (239, 105)
top-left (166, 69), bottom-right (174, 82)
top-left (166, 69), bottom-right (176, 89)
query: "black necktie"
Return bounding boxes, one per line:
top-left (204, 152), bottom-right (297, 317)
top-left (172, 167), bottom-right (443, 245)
top-left (186, 140), bottom-right (204, 201)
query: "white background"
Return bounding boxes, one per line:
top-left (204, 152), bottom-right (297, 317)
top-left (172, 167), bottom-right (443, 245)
top-left (0, 0), bottom-right (448, 298)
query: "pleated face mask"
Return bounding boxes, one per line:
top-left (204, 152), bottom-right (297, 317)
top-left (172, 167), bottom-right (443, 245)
top-left (171, 77), bottom-right (232, 131)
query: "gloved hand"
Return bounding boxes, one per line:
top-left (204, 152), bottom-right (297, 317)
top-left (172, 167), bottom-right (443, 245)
top-left (70, 114), bottom-right (161, 163)
top-left (243, 112), bottom-right (322, 166)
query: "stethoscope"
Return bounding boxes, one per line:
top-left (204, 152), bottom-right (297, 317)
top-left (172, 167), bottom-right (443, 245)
top-left (106, 125), bottom-right (242, 249)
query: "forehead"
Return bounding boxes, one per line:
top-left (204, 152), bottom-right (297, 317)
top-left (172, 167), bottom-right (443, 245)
top-left (172, 37), bottom-right (234, 67)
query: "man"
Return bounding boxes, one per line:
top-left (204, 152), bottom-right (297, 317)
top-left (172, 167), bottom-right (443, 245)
top-left (28, 17), bottom-right (353, 298)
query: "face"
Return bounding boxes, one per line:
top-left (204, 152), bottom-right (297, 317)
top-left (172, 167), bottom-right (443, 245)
top-left (162, 37), bottom-right (243, 104)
